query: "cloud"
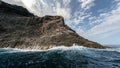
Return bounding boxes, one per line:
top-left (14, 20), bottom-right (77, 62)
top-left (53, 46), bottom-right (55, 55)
top-left (66, 0), bottom-right (95, 28)
top-left (84, 1), bottom-right (120, 39)
top-left (2, 0), bottom-right (95, 18)
top-left (2, 0), bottom-right (95, 31)
top-left (2, 0), bottom-right (71, 18)
top-left (2, 0), bottom-right (24, 6)
top-left (78, 0), bottom-right (95, 10)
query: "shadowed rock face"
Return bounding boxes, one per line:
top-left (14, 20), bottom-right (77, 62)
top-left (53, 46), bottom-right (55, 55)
top-left (0, 1), bottom-right (106, 49)
top-left (0, 1), bottom-right (34, 17)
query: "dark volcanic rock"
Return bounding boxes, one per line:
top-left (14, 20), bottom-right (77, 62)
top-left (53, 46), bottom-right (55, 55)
top-left (0, 24), bottom-right (6, 33)
top-left (0, 1), bottom-right (106, 49)
top-left (0, 1), bottom-right (34, 16)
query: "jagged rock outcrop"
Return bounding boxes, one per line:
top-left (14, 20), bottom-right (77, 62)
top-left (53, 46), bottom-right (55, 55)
top-left (0, 1), bottom-right (106, 49)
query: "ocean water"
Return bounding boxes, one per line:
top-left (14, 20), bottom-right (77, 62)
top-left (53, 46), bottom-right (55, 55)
top-left (0, 46), bottom-right (120, 68)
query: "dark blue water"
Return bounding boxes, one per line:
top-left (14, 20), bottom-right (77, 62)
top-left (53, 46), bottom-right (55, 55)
top-left (0, 46), bottom-right (120, 68)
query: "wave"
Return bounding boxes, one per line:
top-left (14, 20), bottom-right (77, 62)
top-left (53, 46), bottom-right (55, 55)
top-left (0, 45), bottom-right (120, 53)
top-left (0, 45), bottom-right (120, 68)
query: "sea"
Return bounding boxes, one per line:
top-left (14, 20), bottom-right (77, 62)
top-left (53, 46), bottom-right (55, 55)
top-left (0, 45), bottom-right (120, 68)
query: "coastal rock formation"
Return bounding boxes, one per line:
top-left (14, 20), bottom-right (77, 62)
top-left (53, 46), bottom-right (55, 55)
top-left (0, 1), bottom-right (105, 49)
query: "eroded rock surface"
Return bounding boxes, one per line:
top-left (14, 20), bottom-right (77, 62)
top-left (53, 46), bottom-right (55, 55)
top-left (0, 1), bottom-right (106, 49)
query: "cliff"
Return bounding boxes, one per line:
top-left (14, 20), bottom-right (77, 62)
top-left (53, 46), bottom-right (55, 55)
top-left (0, 1), bottom-right (106, 49)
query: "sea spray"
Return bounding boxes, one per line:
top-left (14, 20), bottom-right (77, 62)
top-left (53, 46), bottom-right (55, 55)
top-left (0, 45), bottom-right (120, 68)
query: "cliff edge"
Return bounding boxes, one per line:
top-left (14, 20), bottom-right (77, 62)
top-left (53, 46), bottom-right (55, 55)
top-left (0, 1), bottom-right (106, 49)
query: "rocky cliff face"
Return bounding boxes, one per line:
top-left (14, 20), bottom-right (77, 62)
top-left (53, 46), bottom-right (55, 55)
top-left (0, 1), bottom-right (105, 49)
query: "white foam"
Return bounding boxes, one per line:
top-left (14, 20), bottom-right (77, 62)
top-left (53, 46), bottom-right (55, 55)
top-left (0, 44), bottom-right (120, 53)
top-left (0, 45), bottom-right (89, 53)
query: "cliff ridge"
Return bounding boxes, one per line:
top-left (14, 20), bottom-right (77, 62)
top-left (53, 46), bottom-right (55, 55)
top-left (0, 1), bottom-right (105, 49)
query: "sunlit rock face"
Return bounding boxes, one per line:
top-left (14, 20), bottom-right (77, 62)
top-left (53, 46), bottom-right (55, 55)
top-left (0, 1), bottom-right (105, 50)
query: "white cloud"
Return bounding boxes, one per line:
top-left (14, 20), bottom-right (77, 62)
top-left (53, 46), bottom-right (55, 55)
top-left (66, 0), bottom-right (95, 28)
top-left (84, 2), bottom-right (120, 39)
top-left (2, 0), bottom-right (95, 19)
top-left (2, 0), bottom-right (24, 6)
top-left (2, 0), bottom-right (71, 18)
top-left (78, 0), bottom-right (95, 10)
top-left (114, 0), bottom-right (120, 2)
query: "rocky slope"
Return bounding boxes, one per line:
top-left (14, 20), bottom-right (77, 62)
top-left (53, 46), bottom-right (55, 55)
top-left (0, 1), bottom-right (106, 49)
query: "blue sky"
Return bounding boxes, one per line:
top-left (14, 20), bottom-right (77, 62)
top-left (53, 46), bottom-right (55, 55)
top-left (2, 0), bottom-right (120, 46)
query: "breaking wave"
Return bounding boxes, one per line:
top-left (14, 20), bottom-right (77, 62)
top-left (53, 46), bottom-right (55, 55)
top-left (0, 45), bottom-right (120, 68)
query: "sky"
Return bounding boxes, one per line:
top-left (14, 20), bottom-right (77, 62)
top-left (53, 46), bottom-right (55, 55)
top-left (2, 0), bottom-right (120, 46)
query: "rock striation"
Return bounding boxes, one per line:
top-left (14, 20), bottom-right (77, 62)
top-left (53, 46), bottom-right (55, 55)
top-left (0, 1), bottom-right (106, 49)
